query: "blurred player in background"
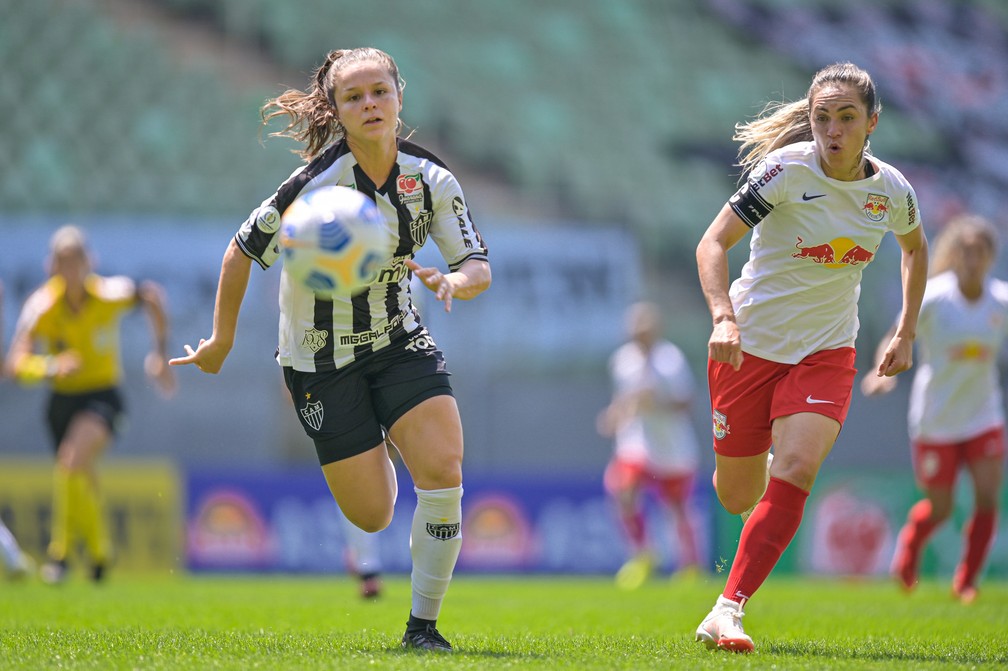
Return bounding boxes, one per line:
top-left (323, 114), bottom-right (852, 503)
top-left (597, 302), bottom-right (702, 589)
top-left (0, 280), bottom-right (35, 580)
top-left (694, 62), bottom-right (928, 652)
top-left (4, 225), bottom-right (175, 583)
top-left (171, 47), bottom-right (490, 652)
top-left (862, 214), bottom-right (1006, 603)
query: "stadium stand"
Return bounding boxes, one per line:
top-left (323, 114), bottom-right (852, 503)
top-left (2, 0), bottom-right (1005, 262)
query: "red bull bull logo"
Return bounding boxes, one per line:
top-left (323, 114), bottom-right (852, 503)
top-left (793, 236), bottom-right (877, 268)
top-left (863, 193), bottom-right (890, 222)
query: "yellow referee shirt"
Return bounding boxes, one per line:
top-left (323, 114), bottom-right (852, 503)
top-left (19, 274), bottom-right (138, 394)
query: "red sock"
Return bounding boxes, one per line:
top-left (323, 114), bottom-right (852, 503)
top-left (954, 509), bottom-right (997, 591)
top-left (892, 499), bottom-right (943, 588)
top-left (901, 500), bottom-right (942, 558)
top-left (722, 477), bottom-right (808, 603)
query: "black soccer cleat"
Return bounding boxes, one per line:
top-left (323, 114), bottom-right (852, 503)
top-left (401, 623), bottom-right (453, 652)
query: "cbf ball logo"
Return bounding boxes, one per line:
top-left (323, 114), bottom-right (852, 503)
top-left (863, 193), bottom-right (890, 222)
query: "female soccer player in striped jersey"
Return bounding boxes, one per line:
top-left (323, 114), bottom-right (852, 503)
top-left (863, 214), bottom-right (1007, 604)
top-left (171, 47), bottom-right (490, 652)
top-left (694, 62), bottom-right (928, 652)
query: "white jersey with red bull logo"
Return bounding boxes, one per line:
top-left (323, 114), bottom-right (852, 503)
top-left (235, 138), bottom-right (488, 372)
top-left (907, 271), bottom-right (1008, 442)
top-left (608, 339), bottom-right (701, 473)
top-left (727, 141), bottom-right (921, 364)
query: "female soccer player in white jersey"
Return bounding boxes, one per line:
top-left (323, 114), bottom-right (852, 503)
top-left (170, 47), bottom-right (490, 652)
top-left (863, 215), bottom-right (1006, 604)
top-left (597, 302), bottom-right (702, 588)
top-left (693, 62), bottom-right (928, 653)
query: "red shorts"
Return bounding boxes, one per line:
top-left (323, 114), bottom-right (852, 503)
top-left (707, 347), bottom-right (856, 457)
top-left (603, 457), bottom-right (694, 504)
top-left (912, 426), bottom-right (1006, 489)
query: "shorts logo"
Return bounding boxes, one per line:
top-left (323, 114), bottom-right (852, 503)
top-left (300, 400), bottom-right (324, 431)
top-left (426, 522), bottom-right (460, 540)
top-left (302, 328), bottom-right (328, 353)
top-left (920, 450), bottom-right (940, 479)
top-left (712, 409), bottom-right (730, 440)
top-left (254, 206), bottom-right (281, 233)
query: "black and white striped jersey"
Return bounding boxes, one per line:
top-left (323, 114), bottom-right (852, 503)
top-left (235, 138), bottom-right (488, 372)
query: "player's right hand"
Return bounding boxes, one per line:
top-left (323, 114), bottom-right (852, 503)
top-left (52, 350), bottom-right (83, 379)
top-left (169, 337), bottom-right (230, 374)
top-left (708, 320), bottom-right (744, 371)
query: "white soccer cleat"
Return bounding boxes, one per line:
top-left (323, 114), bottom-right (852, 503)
top-left (740, 452), bottom-right (774, 524)
top-left (695, 595), bottom-right (755, 653)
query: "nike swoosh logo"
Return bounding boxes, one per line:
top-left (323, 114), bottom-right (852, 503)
top-left (802, 193), bottom-right (826, 201)
top-left (806, 395), bottom-right (836, 405)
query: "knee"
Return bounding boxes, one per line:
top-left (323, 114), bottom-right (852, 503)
top-left (716, 489), bottom-right (758, 516)
top-left (415, 456), bottom-right (463, 491)
top-left (974, 493), bottom-right (1000, 513)
top-left (771, 457), bottom-right (818, 492)
top-left (346, 507), bottom-right (394, 533)
top-left (928, 499), bottom-right (954, 522)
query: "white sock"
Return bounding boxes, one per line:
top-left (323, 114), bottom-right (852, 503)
top-left (0, 521), bottom-right (25, 570)
top-left (341, 513), bottom-right (382, 575)
top-left (410, 486), bottom-right (463, 620)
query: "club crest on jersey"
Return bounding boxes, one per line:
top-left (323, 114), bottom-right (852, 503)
top-left (426, 522), bottom-right (460, 540)
top-left (712, 409), bottom-right (730, 440)
top-left (397, 172), bottom-right (424, 206)
top-left (410, 210), bottom-right (433, 245)
top-left (863, 193), bottom-right (890, 222)
top-left (301, 328), bottom-right (328, 353)
top-left (300, 400), bottom-right (324, 431)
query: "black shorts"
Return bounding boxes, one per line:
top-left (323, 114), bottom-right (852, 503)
top-left (46, 387), bottom-right (124, 451)
top-left (283, 328), bottom-right (454, 465)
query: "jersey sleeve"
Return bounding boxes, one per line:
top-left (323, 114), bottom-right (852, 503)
top-left (727, 157), bottom-right (789, 228)
top-left (427, 169), bottom-right (489, 272)
top-left (889, 181), bottom-right (922, 236)
top-left (235, 164), bottom-right (311, 269)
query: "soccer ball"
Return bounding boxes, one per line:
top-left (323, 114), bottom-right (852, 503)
top-left (280, 186), bottom-right (388, 297)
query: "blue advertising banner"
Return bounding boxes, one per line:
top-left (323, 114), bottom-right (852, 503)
top-left (184, 468), bottom-right (714, 575)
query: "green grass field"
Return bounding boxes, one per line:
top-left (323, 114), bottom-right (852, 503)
top-left (1, 572), bottom-right (1006, 670)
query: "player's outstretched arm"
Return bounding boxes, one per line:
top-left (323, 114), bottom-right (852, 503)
top-left (138, 280), bottom-right (176, 397)
top-left (170, 239), bottom-right (252, 374)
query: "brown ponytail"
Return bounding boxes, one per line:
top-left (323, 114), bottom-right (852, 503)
top-left (262, 48), bottom-right (403, 160)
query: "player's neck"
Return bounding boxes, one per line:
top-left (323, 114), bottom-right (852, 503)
top-left (348, 136), bottom-right (397, 187)
top-left (959, 277), bottom-right (984, 302)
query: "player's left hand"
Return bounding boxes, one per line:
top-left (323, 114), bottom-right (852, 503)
top-left (145, 351), bottom-right (177, 398)
top-left (876, 333), bottom-right (913, 378)
top-left (405, 259), bottom-right (456, 312)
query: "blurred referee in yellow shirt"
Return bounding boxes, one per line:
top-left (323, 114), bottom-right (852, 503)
top-left (4, 225), bottom-right (175, 582)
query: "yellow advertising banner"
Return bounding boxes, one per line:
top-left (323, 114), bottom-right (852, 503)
top-left (0, 458), bottom-right (182, 574)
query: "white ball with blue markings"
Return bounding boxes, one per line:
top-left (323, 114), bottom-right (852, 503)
top-left (280, 186), bottom-right (388, 297)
